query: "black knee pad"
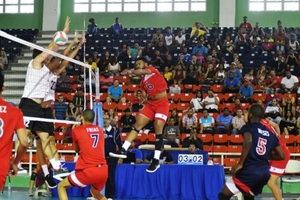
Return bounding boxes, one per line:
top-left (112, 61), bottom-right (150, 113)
top-left (30, 172), bottom-right (37, 181)
top-left (218, 192), bottom-right (231, 200)
top-left (155, 134), bottom-right (164, 150)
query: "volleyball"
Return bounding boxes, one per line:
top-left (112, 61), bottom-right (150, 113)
top-left (53, 31), bottom-right (68, 46)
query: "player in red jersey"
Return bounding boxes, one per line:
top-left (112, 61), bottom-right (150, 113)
top-left (261, 119), bottom-right (290, 200)
top-left (58, 109), bottom-right (108, 200)
top-left (110, 57), bottom-right (169, 173)
top-left (0, 71), bottom-right (28, 191)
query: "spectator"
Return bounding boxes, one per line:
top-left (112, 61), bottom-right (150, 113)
top-left (111, 17), bottom-right (123, 37)
top-left (0, 48), bottom-right (8, 70)
top-left (190, 90), bottom-right (203, 112)
top-left (288, 33), bottom-right (299, 51)
top-left (104, 117), bottom-right (121, 199)
top-left (164, 26), bottom-right (174, 47)
top-left (281, 71), bottom-right (299, 93)
top-left (108, 56), bottom-right (121, 75)
top-left (202, 90), bottom-right (219, 112)
top-left (73, 89), bottom-right (84, 109)
top-left (108, 79), bottom-right (123, 102)
top-left (239, 80), bottom-right (254, 102)
top-left (282, 92), bottom-right (296, 117)
top-left (216, 108), bottom-right (233, 134)
top-left (174, 30), bottom-right (186, 46)
top-left (107, 108), bottom-right (119, 127)
top-left (119, 108), bottom-right (136, 132)
top-left (173, 64), bottom-right (186, 83)
top-left (130, 42), bottom-right (142, 60)
top-left (123, 141), bottom-right (143, 164)
top-left (188, 143), bottom-right (197, 154)
top-left (182, 109), bottom-right (198, 133)
top-left (274, 25), bottom-right (286, 53)
top-left (232, 109), bottom-right (246, 134)
top-left (87, 18), bottom-right (98, 35)
top-left (265, 70), bottom-right (282, 94)
top-left (170, 109), bottom-right (181, 127)
top-left (265, 98), bottom-right (282, 122)
top-left (66, 102), bottom-right (78, 120)
top-left (199, 109), bottom-right (215, 134)
top-left (285, 50), bottom-right (299, 75)
top-left (163, 66), bottom-right (174, 84)
top-left (224, 71), bottom-right (241, 93)
top-left (192, 40), bottom-right (208, 56)
top-left (190, 22), bottom-right (207, 40)
top-left (169, 79), bottom-right (181, 94)
top-left (283, 110), bottom-right (297, 135)
top-left (182, 128), bottom-right (203, 150)
top-left (53, 95), bottom-right (68, 120)
top-left (164, 117), bottom-right (180, 147)
top-left (152, 29), bottom-right (164, 46)
top-left (239, 16), bottom-right (252, 33)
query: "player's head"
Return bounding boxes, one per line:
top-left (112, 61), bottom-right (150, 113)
top-left (248, 103), bottom-right (265, 121)
top-left (0, 70), bottom-right (4, 93)
top-left (135, 57), bottom-right (148, 69)
top-left (81, 109), bottom-right (95, 124)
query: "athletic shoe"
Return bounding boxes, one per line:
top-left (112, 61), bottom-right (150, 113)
top-left (50, 159), bottom-right (61, 171)
top-left (146, 159), bottom-right (160, 173)
top-left (44, 174), bottom-right (57, 189)
top-left (28, 189), bottom-right (34, 197)
top-left (109, 148), bottom-right (127, 159)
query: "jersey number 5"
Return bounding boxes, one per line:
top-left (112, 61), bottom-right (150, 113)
top-left (256, 137), bottom-right (267, 155)
top-left (90, 134), bottom-right (99, 148)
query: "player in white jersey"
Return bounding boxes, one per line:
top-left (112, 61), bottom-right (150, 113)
top-left (19, 17), bottom-right (71, 188)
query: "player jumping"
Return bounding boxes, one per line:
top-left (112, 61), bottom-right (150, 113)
top-left (109, 57), bottom-right (169, 173)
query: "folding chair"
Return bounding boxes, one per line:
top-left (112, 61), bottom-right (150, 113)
top-left (281, 159), bottom-right (300, 195)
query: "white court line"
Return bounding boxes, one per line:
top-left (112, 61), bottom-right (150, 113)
top-left (0, 30), bottom-right (91, 69)
top-left (24, 116), bottom-right (80, 125)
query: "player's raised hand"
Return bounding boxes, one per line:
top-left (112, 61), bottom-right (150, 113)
top-left (63, 16), bottom-right (71, 34)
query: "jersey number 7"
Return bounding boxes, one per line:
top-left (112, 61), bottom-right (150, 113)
top-left (90, 133), bottom-right (99, 148)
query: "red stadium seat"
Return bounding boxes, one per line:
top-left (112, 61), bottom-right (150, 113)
top-left (102, 102), bottom-right (117, 111)
top-left (296, 135), bottom-right (300, 145)
top-left (281, 135), bottom-right (296, 146)
top-left (176, 103), bottom-right (190, 111)
top-left (252, 93), bottom-right (266, 102)
top-left (213, 134), bottom-right (229, 144)
top-left (180, 133), bottom-right (190, 141)
top-left (212, 157), bottom-right (221, 164)
top-left (116, 103), bottom-right (130, 111)
top-left (100, 93), bottom-right (108, 102)
top-left (127, 84), bottom-right (140, 93)
top-left (198, 134), bottom-right (213, 144)
top-left (56, 143), bottom-right (65, 150)
top-left (224, 158), bottom-right (239, 168)
top-left (203, 145), bottom-right (212, 152)
top-left (211, 85), bottom-right (223, 93)
top-left (120, 132), bottom-right (128, 141)
top-left (148, 133), bottom-right (156, 143)
top-left (54, 132), bottom-right (64, 142)
top-left (115, 75), bottom-right (129, 84)
top-left (64, 143), bottom-right (75, 150)
top-left (64, 155), bottom-right (75, 162)
top-left (179, 93), bottom-right (195, 102)
top-left (183, 84), bottom-right (193, 92)
top-left (287, 146), bottom-right (295, 153)
top-left (167, 93), bottom-right (180, 102)
top-left (228, 145), bottom-right (242, 153)
top-left (219, 103), bottom-right (235, 112)
top-left (124, 93), bottom-right (134, 102)
top-left (213, 145), bottom-right (228, 152)
top-left (136, 133), bottom-right (148, 143)
top-left (229, 134), bottom-right (244, 144)
top-left (192, 85), bottom-right (201, 92)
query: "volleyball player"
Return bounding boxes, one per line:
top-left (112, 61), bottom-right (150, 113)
top-left (19, 17), bottom-right (70, 186)
top-left (110, 57), bottom-right (169, 173)
top-left (218, 104), bottom-right (285, 200)
top-left (0, 71), bottom-right (29, 191)
top-left (58, 109), bottom-right (108, 200)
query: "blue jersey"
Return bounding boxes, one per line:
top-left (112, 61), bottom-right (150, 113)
top-left (240, 122), bottom-right (279, 171)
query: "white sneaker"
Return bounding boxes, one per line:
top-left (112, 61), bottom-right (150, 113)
top-left (50, 159), bottom-right (61, 170)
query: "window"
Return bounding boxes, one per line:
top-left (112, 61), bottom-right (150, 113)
top-left (249, 0), bottom-right (300, 11)
top-left (0, 0), bottom-right (34, 13)
top-left (74, 0), bottom-right (206, 12)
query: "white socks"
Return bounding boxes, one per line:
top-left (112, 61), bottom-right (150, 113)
top-left (50, 158), bottom-right (61, 170)
top-left (154, 150), bottom-right (162, 160)
top-left (122, 141), bottom-right (131, 151)
top-left (41, 164), bottom-right (49, 176)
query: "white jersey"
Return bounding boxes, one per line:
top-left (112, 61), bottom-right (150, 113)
top-left (22, 59), bottom-right (51, 99)
top-left (44, 72), bottom-right (58, 102)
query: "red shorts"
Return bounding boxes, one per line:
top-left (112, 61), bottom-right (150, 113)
top-left (68, 165), bottom-right (108, 191)
top-left (270, 146), bottom-right (290, 176)
top-left (139, 98), bottom-right (169, 122)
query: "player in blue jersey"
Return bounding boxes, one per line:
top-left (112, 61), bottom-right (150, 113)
top-left (218, 104), bottom-right (285, 200)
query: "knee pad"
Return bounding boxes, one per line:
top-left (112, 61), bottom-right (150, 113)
top-left (155, 134), bottom-right (164, 150)
top-left (218, 192), bottom-right (231, 200)
top-left (30, 172), bottom-right (37, 181)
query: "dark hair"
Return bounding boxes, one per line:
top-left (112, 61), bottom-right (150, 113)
top-left (32, 49), bottom-right (42, 59)
top-left (82, 109), bottom-right (95, 123)
top-left (136, 57), bottom-right (148, 63)
top-left (89, 18), bottom-right (95, 23)
top-left (249, 104), bottom-right (265, 119)
top-left (0, 71), bottom-right (4, 92)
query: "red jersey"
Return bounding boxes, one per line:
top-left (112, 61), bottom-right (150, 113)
top-left (140, 66), bottom-right (167, 97)
top-left (72, 124), bottom-right (106, 170)
top-left (0, 98), bottom-right (25, 170)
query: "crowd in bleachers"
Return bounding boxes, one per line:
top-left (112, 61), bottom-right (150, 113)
top-left (51, 17), bottom-right (300, 149)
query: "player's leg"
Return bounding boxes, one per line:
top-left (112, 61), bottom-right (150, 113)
top-left (242, 192), bottom-right (255, 200)
top-left (90, 186), bottom-right (107, 200)
top-left (109, 105), bottom-right (152, 158)
top-left (36, 139), bottom-right (57, 188)
top-left (267, 174), bottom-right (282, 200)
top-left (58, 177), bottom-right (72, 200)
top-left (146, 100), bottom-right (169, 172)
top-left (49, 136), bottom-right (59, 160)
top-left (218, 185), bottom-right (234, 200)
top-left (146, 118), bottom-right (166, 173)
top-left (36, 131), bottom-right (60, 170)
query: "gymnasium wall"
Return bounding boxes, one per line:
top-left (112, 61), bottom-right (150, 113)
top-left (58, 0), bottom-right (219, 30)
top-left (235, 0), bottom-right (300, 27)
top-left (0, 0), bottom-right (43, 29)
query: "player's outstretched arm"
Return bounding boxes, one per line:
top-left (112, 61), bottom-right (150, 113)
top-left (32, 16), bottom-right (71, 69)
